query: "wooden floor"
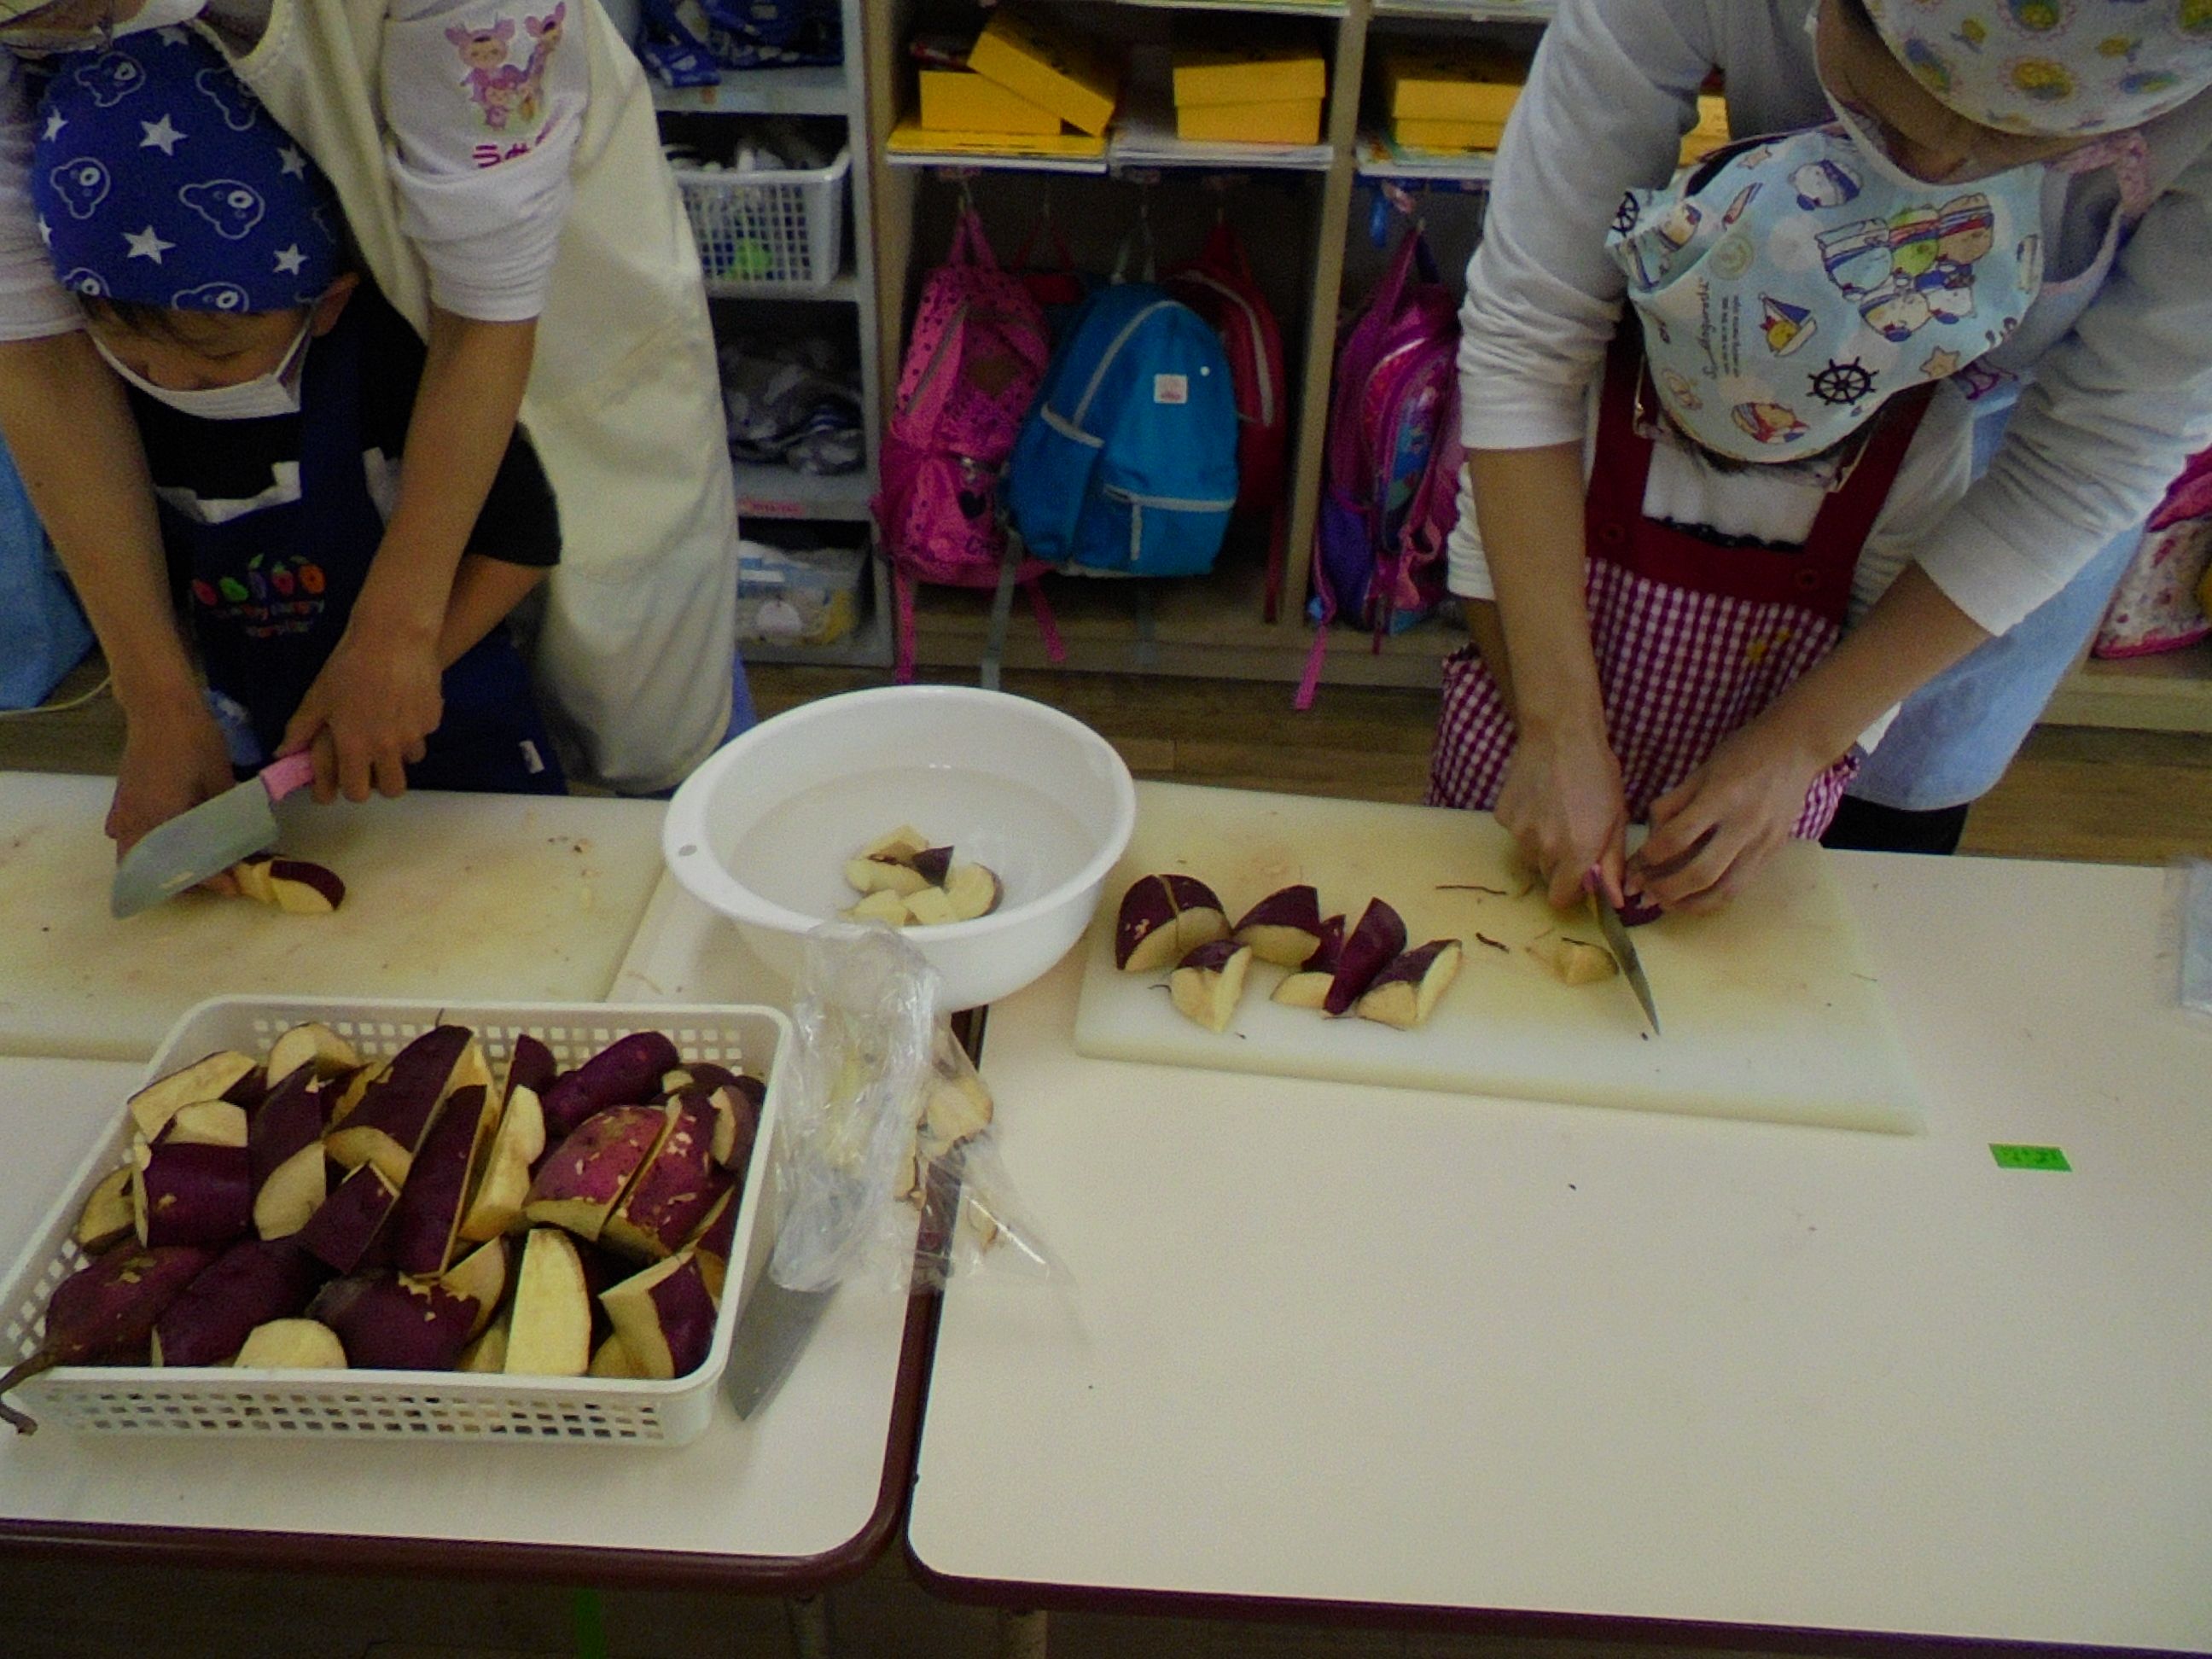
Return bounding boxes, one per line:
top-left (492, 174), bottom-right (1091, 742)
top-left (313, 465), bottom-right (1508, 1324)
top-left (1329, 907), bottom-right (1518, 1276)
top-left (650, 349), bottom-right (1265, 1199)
top-left (1, 659), bottom-right (2206, 1659)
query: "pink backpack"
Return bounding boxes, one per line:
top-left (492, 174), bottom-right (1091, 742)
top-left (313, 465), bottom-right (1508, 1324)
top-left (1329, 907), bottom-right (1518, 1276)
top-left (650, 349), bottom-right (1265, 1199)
top-left (1166, 220), bottom-right (1289, 614)
top-left (1297, 222), bottom-right (1460, 708)
top-left (873, 210), bottom-right (1062, 680)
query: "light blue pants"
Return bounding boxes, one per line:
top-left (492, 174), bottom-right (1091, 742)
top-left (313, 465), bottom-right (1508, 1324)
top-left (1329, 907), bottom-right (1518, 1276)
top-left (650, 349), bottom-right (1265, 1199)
top-left (1847, 400), bottom-right (2143, 812)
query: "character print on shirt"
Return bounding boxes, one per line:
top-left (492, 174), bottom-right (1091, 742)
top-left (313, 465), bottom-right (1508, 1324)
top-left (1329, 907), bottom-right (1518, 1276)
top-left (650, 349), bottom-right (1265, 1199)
top-left (174, 279), bottom-right (250, 311)
top-left (191, 554), bottom-right (329, 640)
top-left (59, 266), bottom-right (108, 296)
top-left (1624, 200), bottom-right (1703, 289)
top-left (1761, 295), bottom-right (1819, 357)
top-left (1791, 157), bottom-right (1861, 210)
top-left (179, 178), bottom-right (265, 240)
top-left (1817, 192), bottom-right (1997, 343)
top-left (445, 3), bottom-right (567, 157)
top-left (46, 156), bottom-right (111, 219)
top-left (194, 67), bottom-right (263, 132)
top-left (65, 52), bottom-right (148, 109)
top-left (1730, 401), bottom-right (1809, 446)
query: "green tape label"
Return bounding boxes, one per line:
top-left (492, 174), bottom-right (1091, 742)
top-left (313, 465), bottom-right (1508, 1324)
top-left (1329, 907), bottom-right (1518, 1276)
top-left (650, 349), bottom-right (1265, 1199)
top-left (1991, 1144), bottom-right (2071, 1172)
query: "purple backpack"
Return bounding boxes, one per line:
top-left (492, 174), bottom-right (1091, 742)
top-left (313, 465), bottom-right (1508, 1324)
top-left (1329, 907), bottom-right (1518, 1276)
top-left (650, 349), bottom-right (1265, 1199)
top-left (1298, 223), bottom-right (1460, 708)
top-left (873, 211), bottom-right (1062, 680)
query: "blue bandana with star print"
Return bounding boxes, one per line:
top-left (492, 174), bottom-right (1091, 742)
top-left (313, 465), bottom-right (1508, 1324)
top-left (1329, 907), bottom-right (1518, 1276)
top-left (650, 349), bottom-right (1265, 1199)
top-left (29, 28), bottom-right (341, 315)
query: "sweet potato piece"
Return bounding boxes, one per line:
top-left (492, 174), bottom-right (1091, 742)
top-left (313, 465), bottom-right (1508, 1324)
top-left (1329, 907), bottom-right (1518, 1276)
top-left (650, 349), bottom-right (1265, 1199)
top-left (252, 1141), bottom-right (326, 1240)
top-left (504, 1228), bottom-right (592, 1378)
top-left (1169, 940), bottom-right (1254, 1034)
top-left (265, 1022), bottom-right (361, 1087)
top-left (942, 864), bottom-right (1003, 922)
top-left (602, 1096), bottom-right (728, 1263)
top-left (457, 1314), bottom-right (509, 1374)
top-left (522, 1103), bottom-right (673, 1242)
top-left (310, 1272), bottom-right (475, 1371)
top-left (587, 1335), bottom-right (644, 1379)
top-left (233, 1318), bottom-right (347, 1370)
top-left (323, 1025), bottom-right (477, 1185)
top-left (0, 1243), bottom-right (219, 1433)
top-left (686, 1185), bottom-right (739, 1304)
top-left (502, 1033), bottom-right (558, 1103)
top-left (538, 1032), bottom-right (681, 1142)
top-left (845, 856), bottom-right (933, 899)
top-left (387, 1084), bottom-right (499, 1276)
top-left (1354, 940), bottom-right (1465, 1031)
top-left (249, 1069), bottom-right (324, 1191)
top-left (127, 1051), bottom-right (259, 1140)
top-left (72, 1167), bottom-right (135, 1254)
top-left (1115, 874), bottom-right (1230, 973)
top-left (155, 1100), bottom-right (249, 1149)
top-left (152, 1239), bottom-right (326, 1367)
top-left (456, 1083), bottom-right (545, 1243)
top-left (132, 1139), bottom-right (252, 1248)
top-left (599, 1249), bottom-right (719, 1382)
top-left (1323, 899), bottom-right (1408, 1016)
top-left (265, 859), bottom-right (346, 913)
top-left (1231, 885), bottom-right (1325, 969)
top-left (294, 1162), bottom-right (400, 1274)
top-left (439, 1237), bottom-right (511, 1339)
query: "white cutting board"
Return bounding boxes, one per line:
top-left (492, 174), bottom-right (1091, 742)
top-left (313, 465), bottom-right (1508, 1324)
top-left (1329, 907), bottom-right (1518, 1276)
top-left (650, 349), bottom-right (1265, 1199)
top-left (0, 772), bottom-right (667, 1061)
top-left (1073, 783), bottom-right (1922, 1133)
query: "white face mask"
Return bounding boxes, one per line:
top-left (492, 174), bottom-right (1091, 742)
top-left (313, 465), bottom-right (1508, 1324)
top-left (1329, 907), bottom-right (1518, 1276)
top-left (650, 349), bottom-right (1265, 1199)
top-left (90, 315), bottom-right (311, 420)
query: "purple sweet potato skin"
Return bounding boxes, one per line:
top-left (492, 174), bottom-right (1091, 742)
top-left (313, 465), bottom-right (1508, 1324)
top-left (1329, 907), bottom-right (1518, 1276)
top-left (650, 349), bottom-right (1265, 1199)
top-left (607, 1097), bottom-right (725, 1260)
top-left (45, 1244), bottom-right (220, 1363)
top-left (1368, 939), bottom-right (1458, 988)
top-left (1305, 916), bottom-right (1347, 974)
top-left (140, 1143), bottom-right (253, 1248)
top-left (154, 1240), bottom-right (328, 1367)
top-left (295, 1163), bottom-right (399, 1274)
top-left (689, 1185), bottom-right (738, 1263)
top-left (1324, 899), bottom-right (1408, 1016)
top-left (341, 1025), bottom-right (473, 1151)
top-left (666, 1061), bottom-right (741, 1098)
top-left (387, 1086), bottom-right (486, 1276)
top-left (1115, 876), bottom-right (1189, 966)
top-left (649, 1257), bottom-right (719, 1378)
top-left (1178, 940), bottom-right (1247, 974)
top-left (527, 1105), bottom-right (669, 1210)
top-left (310, 1273), bottom-right (474, 1371)
top-left (249, 1071), bottom-right (325, 1192)
top-left (1231, 884), bottom-right (1321, 935)
top-left (505, 1034), bottom-right (558, 1101)
top-left (1617, 896), bottom-right (1664, 928)
top-left (539, 1033), bottom-right (679, 1139)
top-left (713, 1084), bottom-right (761, 1175)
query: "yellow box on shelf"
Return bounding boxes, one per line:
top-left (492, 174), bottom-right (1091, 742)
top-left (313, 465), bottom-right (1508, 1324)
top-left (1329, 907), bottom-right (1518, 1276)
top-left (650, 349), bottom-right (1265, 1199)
top-left (918, 67), bottom-right (1062, 135)
top-left (887, 116), bottom-right (1108, 162)
top-left (1171, 44), bottom-right (1327, 108)
top-left (1394, 115), bottom-right (1506, 152)
top-left (1382, 45), bottom-right (1528, 125)
top-left (1177, 96), bottom-right (1323, 145)
top-left (968, 9), bottom-right (1122, 137)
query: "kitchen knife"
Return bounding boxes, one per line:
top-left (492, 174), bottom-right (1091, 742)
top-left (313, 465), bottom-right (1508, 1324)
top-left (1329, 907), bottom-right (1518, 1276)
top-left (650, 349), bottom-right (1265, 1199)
top-left (109, 752), bottom-right (317, 919)
top-left (1592, 894), bottom-right (1663, 1037)
top-left (724, 1274), bottom-right (837, 1420)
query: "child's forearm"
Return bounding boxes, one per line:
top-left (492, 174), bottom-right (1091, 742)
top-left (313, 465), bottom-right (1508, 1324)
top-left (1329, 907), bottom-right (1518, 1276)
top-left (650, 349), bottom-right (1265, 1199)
top-left (0, 334), bottom-right (199, 718)
top-left (437, 556), bottom-right (547, 670)
top-left (1469, 442), bottom-right (1603, 742)
top-left (1760, 563), bottom-right (1994, 763)
top-left (352, 307), bottom-right (538, 649)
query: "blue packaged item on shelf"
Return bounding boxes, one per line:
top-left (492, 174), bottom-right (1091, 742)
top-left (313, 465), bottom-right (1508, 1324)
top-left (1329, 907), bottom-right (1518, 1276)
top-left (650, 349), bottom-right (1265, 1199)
top-left (701, 0), bottom-right (841, 68)
top-left (637, 0), bottom-right (725, 86)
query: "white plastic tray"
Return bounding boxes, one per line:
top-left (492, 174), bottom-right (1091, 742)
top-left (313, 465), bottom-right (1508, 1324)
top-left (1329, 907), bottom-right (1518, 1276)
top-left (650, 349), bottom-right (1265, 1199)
top-left (0, 997), bottom-right (785, 1445)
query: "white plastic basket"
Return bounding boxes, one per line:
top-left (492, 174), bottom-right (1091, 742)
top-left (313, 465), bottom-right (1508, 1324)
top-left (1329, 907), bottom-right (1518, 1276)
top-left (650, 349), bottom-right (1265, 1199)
top-left (0, 997), bottom-right (785, 1445)
top-left (676, 148), bottom-right (850, 292)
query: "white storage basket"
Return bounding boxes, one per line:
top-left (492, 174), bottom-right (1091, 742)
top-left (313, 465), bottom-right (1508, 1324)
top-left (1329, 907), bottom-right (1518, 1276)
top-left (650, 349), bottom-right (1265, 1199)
top-left (0, 997), bottom-right (786, 1445)
top-left (676, 148), bottom-right (850, 292)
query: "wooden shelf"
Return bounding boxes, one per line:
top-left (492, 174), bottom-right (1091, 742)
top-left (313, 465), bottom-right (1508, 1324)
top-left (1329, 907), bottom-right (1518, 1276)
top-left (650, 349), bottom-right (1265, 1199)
top-left (1372, 0), bottom-right (1552, 20)
top-left (653, 66), bottom-right (852, 118)
top-left (2046, 641), bottom-right (2212, 734)
top-left (908, 556), bottom-right (1457, 689)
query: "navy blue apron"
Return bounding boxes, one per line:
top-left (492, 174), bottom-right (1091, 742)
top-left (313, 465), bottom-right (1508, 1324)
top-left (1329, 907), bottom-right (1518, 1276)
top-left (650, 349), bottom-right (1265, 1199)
top-left (160, 301), bottom-right (564, 796)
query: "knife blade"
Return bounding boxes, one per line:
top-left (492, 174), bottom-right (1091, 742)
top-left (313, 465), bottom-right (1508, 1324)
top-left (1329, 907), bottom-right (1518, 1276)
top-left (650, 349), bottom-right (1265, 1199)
top-left (1592, 894), bottom-right (1663, 1037)
top-left (110, 752), bottom-right (317, 919)
top-left (724, 1274), bottom-right (836, 1420)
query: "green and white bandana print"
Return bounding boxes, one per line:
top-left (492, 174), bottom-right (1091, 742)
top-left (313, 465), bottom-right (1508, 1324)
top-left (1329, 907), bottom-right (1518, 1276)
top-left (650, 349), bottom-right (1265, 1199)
top-left (1607, 122), bottom-right (2045, 464)
top-left (1863, 0), bottom-right (2212, 136)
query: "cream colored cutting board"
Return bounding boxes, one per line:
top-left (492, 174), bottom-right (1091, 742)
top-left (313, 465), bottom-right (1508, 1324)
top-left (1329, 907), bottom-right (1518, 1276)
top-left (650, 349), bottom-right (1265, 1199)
top-left (1073, 783), bottom-right (1922, 1133)
top-left (0, 773), bottom-right (667, 1061)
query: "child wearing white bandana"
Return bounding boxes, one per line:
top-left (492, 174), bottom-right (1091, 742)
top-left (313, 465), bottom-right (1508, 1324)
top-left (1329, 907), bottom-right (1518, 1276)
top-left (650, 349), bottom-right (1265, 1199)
top-left (1436, 0), bottom-right (2212, 915)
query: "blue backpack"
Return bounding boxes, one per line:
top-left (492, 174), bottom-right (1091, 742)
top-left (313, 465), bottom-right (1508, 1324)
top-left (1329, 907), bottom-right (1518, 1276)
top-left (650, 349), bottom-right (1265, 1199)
top-left (1006, 283), bottom-right (1239, 578)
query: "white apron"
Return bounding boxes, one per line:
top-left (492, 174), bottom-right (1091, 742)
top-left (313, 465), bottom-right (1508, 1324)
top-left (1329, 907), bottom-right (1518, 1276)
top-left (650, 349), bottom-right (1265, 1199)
top-left (224, 0), bottom-right (739, 793)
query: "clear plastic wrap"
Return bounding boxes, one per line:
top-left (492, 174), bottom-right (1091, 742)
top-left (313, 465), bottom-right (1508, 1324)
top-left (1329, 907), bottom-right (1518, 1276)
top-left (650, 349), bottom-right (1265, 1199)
top-left (2176, 859), bottom-right (2212, 1018)
top-left (767, 924), bottom-right (1059, 1295)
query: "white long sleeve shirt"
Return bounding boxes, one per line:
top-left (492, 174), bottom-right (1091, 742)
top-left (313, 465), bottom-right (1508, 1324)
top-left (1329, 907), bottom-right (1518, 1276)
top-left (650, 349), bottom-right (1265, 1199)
top-left (0, 0), bottom-right (585, 336)
top-left (1452, 0), bottom-right (2212, 638)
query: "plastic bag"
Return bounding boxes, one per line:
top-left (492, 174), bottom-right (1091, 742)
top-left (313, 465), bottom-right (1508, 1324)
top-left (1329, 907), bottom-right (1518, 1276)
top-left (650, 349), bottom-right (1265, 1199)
top-left (767, 924), bottom-right (1058, 1295)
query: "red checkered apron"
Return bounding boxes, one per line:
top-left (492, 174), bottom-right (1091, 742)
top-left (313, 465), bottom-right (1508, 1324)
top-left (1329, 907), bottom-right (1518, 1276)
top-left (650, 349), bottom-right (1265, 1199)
top-left (1429, 335), bottom-right (1932, 836)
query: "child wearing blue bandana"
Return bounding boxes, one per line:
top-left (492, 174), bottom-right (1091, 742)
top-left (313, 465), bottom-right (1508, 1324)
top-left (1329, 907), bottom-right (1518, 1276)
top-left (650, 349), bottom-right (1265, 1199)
top-left (31, 29), bottom-right (567, 805)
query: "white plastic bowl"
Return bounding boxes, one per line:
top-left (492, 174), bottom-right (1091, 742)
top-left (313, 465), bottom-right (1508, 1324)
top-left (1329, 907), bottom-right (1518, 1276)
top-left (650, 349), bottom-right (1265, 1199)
top-left (664, 686), bottom-right (1137, 1010)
